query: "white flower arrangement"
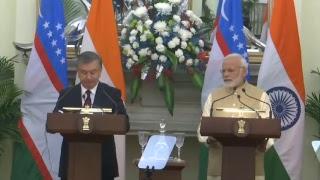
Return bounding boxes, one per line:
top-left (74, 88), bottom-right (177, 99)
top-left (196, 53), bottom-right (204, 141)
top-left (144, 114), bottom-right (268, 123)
top-left (121, 0), bottom-right (205, 80)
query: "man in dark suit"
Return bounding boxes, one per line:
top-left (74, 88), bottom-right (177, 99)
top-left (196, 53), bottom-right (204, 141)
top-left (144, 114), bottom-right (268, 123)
top-left (54, 51), bottom-right (129, 180)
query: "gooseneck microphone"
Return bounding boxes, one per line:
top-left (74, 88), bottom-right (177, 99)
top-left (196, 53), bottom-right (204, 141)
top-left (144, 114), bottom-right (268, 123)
top-left (236, 94), bottom-right (262, 119)
top-left (54, 87), bottom-right (74, 112)
top-left (209, 88), bottom-right (236, 117)
top-left (242, 88), bottom-right (272, 119)
top-left (102, 90), bottom-right (119, 114)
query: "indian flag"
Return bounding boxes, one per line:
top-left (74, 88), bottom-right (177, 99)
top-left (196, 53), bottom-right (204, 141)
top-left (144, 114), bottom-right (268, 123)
top-left (257, 0), bottom-right (305, 180)
top-left (80, 0), bottom-right (127, 180)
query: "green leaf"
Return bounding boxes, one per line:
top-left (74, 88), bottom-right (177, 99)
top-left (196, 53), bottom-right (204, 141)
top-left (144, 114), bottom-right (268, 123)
top-left (130, 77), bottom-right (142, 103)
top-left (163, 76), bottom-right (174, 116)
top-left (190, 71), bottom-right (204, 90)
top-left (306, 92), bottom-right (320, 136)
top-left (138, 56), bottom-right (147, 64)
top-left (164, 49), bottom-right (178, 71)
top-left (157, 74), bottom-right (165, 91)
top-left (129, 19), bottom-right (138, 28)
top-left (0, 56), bottom-right (22, 156)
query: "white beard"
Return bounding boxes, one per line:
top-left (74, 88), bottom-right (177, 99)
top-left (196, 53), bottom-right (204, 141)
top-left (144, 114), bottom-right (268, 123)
top-left (224, 76), bottom-right (244, 88)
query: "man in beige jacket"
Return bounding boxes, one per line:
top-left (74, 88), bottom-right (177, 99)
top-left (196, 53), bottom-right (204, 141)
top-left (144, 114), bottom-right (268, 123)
top-left (198, 53), bottom-right (273, 180)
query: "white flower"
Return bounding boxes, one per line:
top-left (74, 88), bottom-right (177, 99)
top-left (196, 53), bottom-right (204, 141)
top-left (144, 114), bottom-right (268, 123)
top-left (126, 59), bottom-right (134, 69)
top-left (199, 39), bottom-right (204, 47)
top-left (172, 37), bottom-right (180, 45)
top-left (151, 53), bottom-right (159, 61)
top-left (162, 31), bottom-right (170, 37)
top-left (137, 20), bottom-right (143, 26)
top-left (156, 44), bottom-right (165, 52)
top-left (168, 40), bottom-right (176, 49)
top-left (156, 65), bottom-right (164, 78)
top-left (132, 54), bottom-right (139, 61)
top-left (185, 10), bottom-right (193, 17)
top-left (179, 29), bottom-right (193, 41)
top-left (159, 55), bottom-right (167, 62)
top-left (122, 44), bottom-right (132, 55)
top-left (132, 41), bottom-right (139, 49)
top-left (140, 34), bottom-right (147, 42)
top-left (168, 0), bottom-right (181, 5)
top-left (129, 36), bottom-right (136, 43)
top-left (138, 48), bottom-right (149, 57)
top-left (193, 16), bottom-right (203, 27)
top-left (179, 55), bottom-right (185, 63)
top-left (127, 58), bottom-right (134, 64)
top-left (123, 44), bottom-right (131, 51)
top-left (175, 49), bottom-right (183, 57)
top-left (181, 41), bottom-right (187, 49)
top-left (126, 63), bottom-right (132, 69)
top-left (155, 37), bottom-right (163, 44)
top-left (141, 66), bottom-right (150, 80)
top-left (130, 29), bottom-right (138, 36)
top-left (154, 21), bottom-right (167, 33)
top-left (133, 6), bottom-right (148, 18)
top-left (147, 50), bottom-right (152, 55)
top-left (155, 3), bottom-right (172, 15)
top-left (137, 25), bottom-right (143, 32)
top-left (173, 15), bottom-right (181, 22)
top-left (145, 20), bottom-right (153, 28)
top-left (123, 11), bottom-right (133, 25)
top-left (121, 28), bottom-right (127, 37)
top-left (173, 25), bottom-right (180, 32)
top-left (181, 21), bottom-right (190, 28)
top-left (186, 59), bottom-right (193, 66)
top-left (190, 27), bottom-right (196, 34)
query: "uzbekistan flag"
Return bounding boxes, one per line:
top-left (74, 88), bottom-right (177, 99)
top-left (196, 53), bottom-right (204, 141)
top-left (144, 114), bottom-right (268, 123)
top-left (11, 0), bottom-right (68, 179)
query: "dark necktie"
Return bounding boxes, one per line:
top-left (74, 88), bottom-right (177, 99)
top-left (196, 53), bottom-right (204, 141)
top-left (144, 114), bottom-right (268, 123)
top-left (84, 90), bottom-right (92, 108)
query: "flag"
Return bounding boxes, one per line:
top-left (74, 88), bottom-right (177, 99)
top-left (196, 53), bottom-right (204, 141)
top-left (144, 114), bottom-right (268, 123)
top-left (257, 0), bottom-right (305, 180)
top-left (199, 1), bottom-right (248, 180)
top-left (209, 0), bottom-right (222, 43)
top-left (80, 0), bottom-right (127, 180)
top-left (11, 0), bottom-right (68, 179)
top-left (201, 0), bottom-right (248, 107)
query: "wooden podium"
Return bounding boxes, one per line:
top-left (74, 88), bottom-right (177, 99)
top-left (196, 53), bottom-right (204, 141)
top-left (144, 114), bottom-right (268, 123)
top-left (200, 117), bottom-right (281, 180)
top-left (134, 159), bottom-right (186, 180)
top-left (46, 113), bottom-right (129, 180)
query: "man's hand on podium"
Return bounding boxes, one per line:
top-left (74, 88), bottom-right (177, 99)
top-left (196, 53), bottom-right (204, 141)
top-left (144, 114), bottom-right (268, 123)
top-left (207, 137), bottom-right (221, 148)
top-left (257, 138), bottom-right (268, 152)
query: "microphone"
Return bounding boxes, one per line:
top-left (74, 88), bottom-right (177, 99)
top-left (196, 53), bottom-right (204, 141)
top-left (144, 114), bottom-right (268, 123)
top-left (53, 87), bottom-right (74, 112)
top-left (210, 87), bottom-right (236, 117)
top-left (242, 88), bottom-right (272, 119)
top-left (236, 94), bottom-right (261, 119)
top-left (102, 90), bottom-right (119, 114)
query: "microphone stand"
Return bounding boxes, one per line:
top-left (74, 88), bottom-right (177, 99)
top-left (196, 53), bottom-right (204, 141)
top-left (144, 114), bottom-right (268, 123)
top-left (209, 88), bottom-right (236, 117)
top-left (242, 88), bottom-right (273, 119)
top-left (237, 94), bottom-right (261, 119)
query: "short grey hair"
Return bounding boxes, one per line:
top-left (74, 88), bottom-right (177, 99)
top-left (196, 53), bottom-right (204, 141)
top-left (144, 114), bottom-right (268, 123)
top-left (223, 53), bottom-right (248, 73)
top-left (77, 51), bottom-right (102, 68)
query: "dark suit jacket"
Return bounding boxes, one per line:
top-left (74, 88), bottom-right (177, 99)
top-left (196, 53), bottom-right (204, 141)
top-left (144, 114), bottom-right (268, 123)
top-left (53, 82), bottom-right (129, 179)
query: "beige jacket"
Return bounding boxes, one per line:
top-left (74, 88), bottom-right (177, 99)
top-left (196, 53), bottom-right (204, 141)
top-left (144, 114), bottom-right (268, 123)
top-left (197, 82), bottom-right (273, 176)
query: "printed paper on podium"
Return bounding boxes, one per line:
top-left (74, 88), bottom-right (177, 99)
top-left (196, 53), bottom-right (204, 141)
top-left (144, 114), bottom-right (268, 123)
top-left (138, 135), bottom-right (176, 170)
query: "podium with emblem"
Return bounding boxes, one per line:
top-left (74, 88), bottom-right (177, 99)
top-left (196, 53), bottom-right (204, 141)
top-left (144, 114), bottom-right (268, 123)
top-left (46, 111), bottom-right (129, 180)
top-left (200, 117), bottom-right (281, 180)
